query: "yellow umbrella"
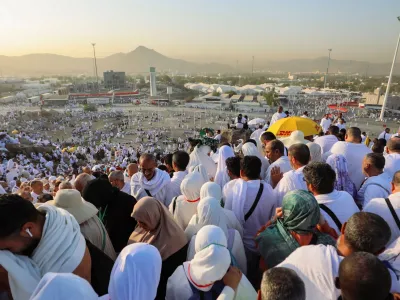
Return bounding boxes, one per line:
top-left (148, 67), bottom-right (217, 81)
top-left (62, 148), bottom-right (68, 152)
top-left (267, 116), bottom-right (321, 138)
top-left (68, 147), bottom-right (76, 153)
top-left (11, 130), bottom-right (19, 134)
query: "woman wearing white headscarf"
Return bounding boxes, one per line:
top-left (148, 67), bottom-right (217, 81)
top-left (30, 273), bottom-right (99, 300)
top-left (214, 145), bottom-right (235, 189)
top-left (187, 143), bottom-right (217, 181)
top-left (241, 142), bottom-right (269, 180)
top-left (186, 197), bottom-right (247, 274)
top-left (199, 182), bottom-right (243, 237)
top-left (169, 172), bottom-right (207, 229)
top-left (106, 243), bottom-right (162, 300)
top-left (166, 225), bottom-right (256, 300)
top-left (307, 142), bottom-right (322, 162)
top-left (189, 164), bottom-right (209, 183)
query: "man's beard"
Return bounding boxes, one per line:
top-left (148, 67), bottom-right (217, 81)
top-left (21, 238), bottom-right (40, 256)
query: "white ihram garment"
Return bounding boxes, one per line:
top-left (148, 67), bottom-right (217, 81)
top-left (30, 273), bottom-right (99, 300)
top-left (131, 169), bottom-right (171, 205)
top-left (274, 166), bottom-right (307, 206)
top-left (0, 204), bottom-right (86, 300)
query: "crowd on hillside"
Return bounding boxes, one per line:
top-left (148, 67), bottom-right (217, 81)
top-left (0, 106), bottom-right (400, 300)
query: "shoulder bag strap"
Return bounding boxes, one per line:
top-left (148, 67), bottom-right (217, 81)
top-left (172, 197), bottom-right (178, 214)
top-left (319, 203), bottom-right (342, 231)
top-left (144, 189), bottom-right (152, 197)
top-left (385, 198), bottom-right (400, 231)
top-left (245, 183), bottom-right (264, 222)
top-left (365, 183), bottom-right (391, 195)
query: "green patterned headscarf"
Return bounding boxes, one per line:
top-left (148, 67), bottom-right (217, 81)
top-left (255, 189), bottom-right (335, 268)
top-left (282, 190), bottom-right (320, 235)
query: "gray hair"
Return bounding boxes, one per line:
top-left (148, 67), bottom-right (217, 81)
top-left (261, 267), bottom-right (305, 300)
top-left (108, 170), bottom-right (124, 182)
top-left (59, 181), bottom-right (73, 190)
top-left (345, 212), bottom-right (391, 253)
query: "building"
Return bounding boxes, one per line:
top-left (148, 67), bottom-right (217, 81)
top-left (103, 71), bottom-right (126, 89)
top-left (150, 67), bottom-right (157, 97)
top-left (43, 95), bottom-right (69, 106)
top-left (363, 90), bottom-right (400, 110)
top-left (288, 73), bottom-right (298, 80)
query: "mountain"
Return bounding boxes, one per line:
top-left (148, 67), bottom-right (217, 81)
top-left (257, 57), bottom-right (394, 75)
top-left (0, 46), bottom-right (398, 76)
top-left (0, 46), bottom-right (233, 76)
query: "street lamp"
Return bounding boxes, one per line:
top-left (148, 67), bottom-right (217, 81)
top-left (380, 17), bottom-right (400, 121)
top-left (91, 43), bottom-right (99, 92)
top-left (324, 49), bottom-right (332, 89)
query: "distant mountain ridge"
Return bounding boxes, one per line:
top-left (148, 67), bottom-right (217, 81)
top-left (0, 46), bottom-right (233, 76)
top-left (0, 46), bottom-right (398, 76)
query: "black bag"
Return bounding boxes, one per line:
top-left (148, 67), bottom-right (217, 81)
top-left (85, 239), bottom-right (114, 296)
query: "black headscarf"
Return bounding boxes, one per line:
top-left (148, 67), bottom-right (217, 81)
top-left (82, 177), bottom-right (117, 209)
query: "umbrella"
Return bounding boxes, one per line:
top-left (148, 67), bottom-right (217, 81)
top-left (248, 118), bottom-right (265, 126)
top-left (267, 116), bottom-right (321, 138)
top-left (11, 130), bottom-right (19, 134)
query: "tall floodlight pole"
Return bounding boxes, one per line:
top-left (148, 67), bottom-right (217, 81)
top-left (380, 17), bottom-right (400, 121)
top-left (252, 56), bottom-right (255, 77)
top-left (91, 43), bottom-right (99, 91)
top-left (324, 49), bottom-right (332, 89)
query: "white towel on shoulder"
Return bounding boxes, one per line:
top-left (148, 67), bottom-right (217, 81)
top-left (0, 204), bottom-right (86, 300)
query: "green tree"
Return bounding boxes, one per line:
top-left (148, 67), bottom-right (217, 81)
top-left (83, 104), bottom-right (98, 112)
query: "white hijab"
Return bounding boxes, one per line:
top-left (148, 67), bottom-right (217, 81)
top-left (307, 142), bottom-right (322, 162)
top-left (214, 145), bottom-right (235, 189)
top-left (200, 182), bottom-right (222, 202)
top-left (30, 273), bottom-right (99, 300)
top-left (189, 164), bottom-right (209, 183)
top-left (242, 142), bottom-right (269, 176)
top-left (181, 172), bottom-right (206, 201)
top-left (107, 243), bottom-right (162, 300)
top-left (185, 197), bottom-right (229, 240)
top-left (188, 146), bottom-right (217, 180)
top-left (183, 225), bottom-right (231, 292)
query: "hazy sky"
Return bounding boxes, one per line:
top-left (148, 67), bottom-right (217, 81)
top-left (1, 0), bottom-right (400, 64)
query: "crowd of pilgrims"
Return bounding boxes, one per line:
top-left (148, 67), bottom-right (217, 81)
top-left (2, 106), bottom-right (400, 299)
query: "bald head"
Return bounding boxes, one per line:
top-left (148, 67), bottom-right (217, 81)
top-left (127, 163), bottom-right (138, 177)
top-left (74, 173), bottom-right (93, 195)
top-left (82, 166), bottom-right (92, 175)
top-left (337, 252), bottom-right (391, 300)
top-left (387, 138), bottom-right (400, 154)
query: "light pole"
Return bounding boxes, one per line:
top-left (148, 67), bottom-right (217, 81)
top-left (324, 49), bottom-right (332, 89)
top-left (91, 43), bottom-right (99, 92)
top-left (252, 56), bottom-right (255, 77)
top-left (380, 17), bottom-right (400, 121)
